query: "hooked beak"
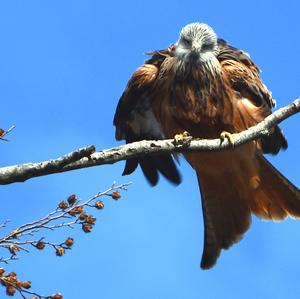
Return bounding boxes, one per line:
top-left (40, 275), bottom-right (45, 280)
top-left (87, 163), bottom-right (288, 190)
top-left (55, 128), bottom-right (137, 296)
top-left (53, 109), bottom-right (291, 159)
top-left (191, 41), bottom-right (201, 52)
top-left (189, 43), bottom-right (200, 61)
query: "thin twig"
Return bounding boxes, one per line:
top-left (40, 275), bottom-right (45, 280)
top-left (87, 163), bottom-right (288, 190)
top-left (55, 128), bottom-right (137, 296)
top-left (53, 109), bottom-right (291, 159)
top-left (0, 124), bottom-right (16, 141)
top-left (0, 183), bottom-right (131, 262)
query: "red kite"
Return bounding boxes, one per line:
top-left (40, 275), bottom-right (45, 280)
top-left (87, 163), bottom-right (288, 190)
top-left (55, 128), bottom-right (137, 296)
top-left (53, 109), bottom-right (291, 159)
top-left (114, 23), bottom-right (300, 269)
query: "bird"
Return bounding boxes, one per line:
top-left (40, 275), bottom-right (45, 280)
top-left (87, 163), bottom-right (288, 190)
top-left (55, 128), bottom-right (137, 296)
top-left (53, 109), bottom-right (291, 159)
top-left (113, 22), bottom-right (300, 269)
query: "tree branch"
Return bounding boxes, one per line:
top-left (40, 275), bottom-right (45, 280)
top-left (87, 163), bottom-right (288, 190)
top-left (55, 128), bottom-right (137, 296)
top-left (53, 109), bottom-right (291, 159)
top-left (0, 99), bottom-right (299, 185)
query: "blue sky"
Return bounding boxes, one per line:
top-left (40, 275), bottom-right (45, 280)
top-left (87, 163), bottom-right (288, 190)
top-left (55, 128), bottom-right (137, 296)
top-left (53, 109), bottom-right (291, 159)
top-left (0, 1), bottom-right (300, 298)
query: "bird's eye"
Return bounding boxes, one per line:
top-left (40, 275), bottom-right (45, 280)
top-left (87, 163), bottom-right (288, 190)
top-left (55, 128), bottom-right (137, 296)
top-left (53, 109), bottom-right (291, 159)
top-left (202, 43), bottom-right (214, 51)
top-left (181, 37), bottom-right (191, 46)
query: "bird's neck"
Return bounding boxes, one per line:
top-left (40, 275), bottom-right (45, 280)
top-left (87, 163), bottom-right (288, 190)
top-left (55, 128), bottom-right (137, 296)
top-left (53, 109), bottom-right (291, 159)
top-left (174, 57), bottom-right (222, 81)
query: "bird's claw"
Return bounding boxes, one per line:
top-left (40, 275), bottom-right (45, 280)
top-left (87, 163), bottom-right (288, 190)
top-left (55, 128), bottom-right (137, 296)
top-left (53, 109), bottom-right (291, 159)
top-left (174, 131), bottom-right (192, 146)
top-left (220, 131), bottom-right (235, 148)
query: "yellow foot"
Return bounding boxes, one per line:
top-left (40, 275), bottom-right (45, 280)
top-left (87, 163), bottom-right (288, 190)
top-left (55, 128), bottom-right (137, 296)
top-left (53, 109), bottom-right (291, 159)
top-left (174, 131), bottom-right (192, 146)
top-left (220, 131), bottom-right (235, 147)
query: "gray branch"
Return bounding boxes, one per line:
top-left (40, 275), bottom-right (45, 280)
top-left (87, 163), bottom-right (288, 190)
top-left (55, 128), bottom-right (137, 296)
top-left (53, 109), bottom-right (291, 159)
top-left (0, 99), bottom-right (299, 185)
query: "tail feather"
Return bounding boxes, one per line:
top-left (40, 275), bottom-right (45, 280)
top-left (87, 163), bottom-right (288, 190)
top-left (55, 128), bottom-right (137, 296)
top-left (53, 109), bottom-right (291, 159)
top-left (197, 171), bottom-right (251, 269)
top-left (250, 155), bottom-right (300, 220)
top-left (196, 154), bottom-right (300, 270)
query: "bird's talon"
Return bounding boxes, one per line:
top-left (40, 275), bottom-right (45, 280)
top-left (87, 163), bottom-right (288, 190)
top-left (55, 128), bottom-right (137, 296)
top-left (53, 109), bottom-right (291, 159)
top-left (174, 131), bottom-right (192, 146)
top-left (220, 131), bottom-right (235, 147)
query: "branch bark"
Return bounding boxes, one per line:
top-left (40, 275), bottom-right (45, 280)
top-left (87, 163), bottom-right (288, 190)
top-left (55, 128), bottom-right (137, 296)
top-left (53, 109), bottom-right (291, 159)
top-left (0, 99), bottom-right (299, 185)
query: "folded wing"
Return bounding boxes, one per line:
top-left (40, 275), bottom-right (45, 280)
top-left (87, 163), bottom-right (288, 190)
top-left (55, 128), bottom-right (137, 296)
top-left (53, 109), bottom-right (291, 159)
top-left (218, 38), bottom-right (287, 154)
top-left (113, 54), bottom-right (181, 186)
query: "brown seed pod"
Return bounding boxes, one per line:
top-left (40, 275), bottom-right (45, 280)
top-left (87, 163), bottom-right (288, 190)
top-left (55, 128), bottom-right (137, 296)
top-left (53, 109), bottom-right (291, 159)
top-left (56, 247), bottom-right (65, 257)
top-left (15, 280), bottom-right (23, 290)
top-left (21, 280), bottom-right (31, 289)
top-left (78, 212), bottom-right (88, 220)
top-left (6, 285), bottom-right (15, 296)
top-left (5, 277), bottom-right (17, 288)
top-left (58, 201), bottom-right (69, 210)
top-left (75, 206), bottom-right (84, 214)
top-left (67, 194), bottom-right (77, 205)
top-left (0, 268), bottom-right (5, 276)
top-left (51, 293), bottom-right (63, 299)
top-left (95, 201), bottom-right (104, 209)
top-left (86, 216), bottom-right (96, 224)
top-left (111, 191), bottom-right (121, 200)
top-left (82, 223), bottom-right (92, 233)
top-left (35, 241), bottom-right (46, 250)
top-left (68, 208), bottom-right (77, 216)
top-left (9, 245), bottom-right (20, 255)
top-left (64, 237), bottom-right (74, 247)
top-left (7, 272), bottom-right (17, 278)
top-left (70, 206), bottom-right (84, 216)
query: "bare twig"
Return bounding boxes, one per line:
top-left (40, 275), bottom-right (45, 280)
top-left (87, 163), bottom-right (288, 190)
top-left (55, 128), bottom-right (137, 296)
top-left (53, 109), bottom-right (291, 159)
top-left (0, 183), bottom-right (129, 298)
top-left (0, 99), bottom-right (299, 185)
top-left (0, 182), bottom-right (130, 258)
top-left (0, 124), bottom-right (16, 141)
top-left (0, 220), bottom-right (10, 230)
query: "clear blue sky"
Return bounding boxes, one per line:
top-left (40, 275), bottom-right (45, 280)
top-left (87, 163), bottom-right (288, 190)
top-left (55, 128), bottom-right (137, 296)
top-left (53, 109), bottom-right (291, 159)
top-left (1, 1), bottom-right (300, 298)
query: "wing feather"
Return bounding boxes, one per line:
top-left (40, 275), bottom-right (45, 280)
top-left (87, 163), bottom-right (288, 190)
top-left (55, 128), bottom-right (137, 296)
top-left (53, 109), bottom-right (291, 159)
top-left (218, 39), bottom-right (287, 154)
top-left (114, 56), bottom-right (181, 186)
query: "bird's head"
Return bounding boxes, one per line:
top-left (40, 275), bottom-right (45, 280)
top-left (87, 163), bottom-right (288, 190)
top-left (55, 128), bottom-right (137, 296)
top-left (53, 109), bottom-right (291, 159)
top-left (175, 23), bottom-right (218, 63)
